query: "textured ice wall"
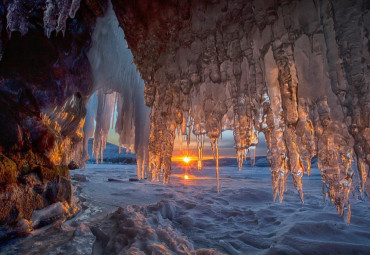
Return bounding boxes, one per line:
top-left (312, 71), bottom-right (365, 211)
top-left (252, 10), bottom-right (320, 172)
top-left (86, 3), bottom-right (150, 178)
top-left (115, 0), bottom-right (369, 220)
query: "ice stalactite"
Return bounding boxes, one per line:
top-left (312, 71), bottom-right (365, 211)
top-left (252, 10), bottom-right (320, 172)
top-left (210, 138), bottom-right (220, 193)
top-left (249, 147), bottom-right (256, 168)
top-left (69, 0), bottom-right (81, 19)
top-left (44, 0), bottom-right (81, 37)
top-left (82, 93), bottom-right (98, 162)
top-left (133, 87), bottom-right (150, 180)
top-left (117, 0), bottom-right (369, 220)
top-left (92, 90), bottom-right (116, 163)
top-left (85, 2), bottom-right (149, 178)
top-left (264, 46), bottom-right (289, 203)
top-left (148, 82), bottom-right (177, 183)
top-left (196, 134), bottom-right (205, 170)
top-left (115, 82), bottom-right (150, 179)
top-left (6, 0), bottom-right (28, 36)
top-left (3, 0), bottom-right (81, 38)
top-left (321, 0), bottom-right (370, 201)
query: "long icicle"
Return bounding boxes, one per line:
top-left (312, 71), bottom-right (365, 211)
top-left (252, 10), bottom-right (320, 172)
top-left (216, 138), bottom-right (220, 193)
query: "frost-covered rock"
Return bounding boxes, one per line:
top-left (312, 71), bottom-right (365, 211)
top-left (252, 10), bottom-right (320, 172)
top-left (31, 201), bottom-right (77, 229)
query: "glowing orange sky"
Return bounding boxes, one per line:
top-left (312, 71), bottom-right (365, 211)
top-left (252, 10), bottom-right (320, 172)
top-left (172, 130), bottom-right (267, 160)
top-left (105, 104), bottom-right (267, 159)
top-left (107, 117), bottom-right (267, 159)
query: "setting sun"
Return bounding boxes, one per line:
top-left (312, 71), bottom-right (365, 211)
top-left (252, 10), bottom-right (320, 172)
top-left (183, 156), bottom-right (191, 164)
top-left (184, 175), bottom-right (189, 180)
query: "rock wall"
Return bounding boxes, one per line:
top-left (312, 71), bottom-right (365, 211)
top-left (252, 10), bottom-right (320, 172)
top-left (0, 0), bottom-right (107, 231)
top-left (114, 0), bottom-right (369, 220)
top-left (0, 0), bottom-right (149, 233)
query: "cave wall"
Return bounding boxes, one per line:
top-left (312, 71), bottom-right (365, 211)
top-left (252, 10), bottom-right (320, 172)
top-left (0, 0), bottom-right (107, 229)
top-left (113, 0), bottom-right (369, 220)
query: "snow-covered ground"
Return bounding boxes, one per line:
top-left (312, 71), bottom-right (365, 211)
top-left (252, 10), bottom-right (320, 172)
top-left (2, 163), bottom-right (370, 254)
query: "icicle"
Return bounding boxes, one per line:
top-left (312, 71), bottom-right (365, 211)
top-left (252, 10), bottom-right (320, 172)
top-left (86, 2), bottom-right (150, 178)
top-left (187, 125), bottom-right (192, 149)
top-left (215, 139), bottom-right (220, 193)
top-left (198, 134), bottom-right (205, 170)
top-left (4, 0), bottom-right (81, 38)
top-left (179, 129), bottom-right (183, 152)
top-left (69, 0), bottom-right (81, 18)
top-left (236, 149), bottom-right (245, 171)
top-left (111, 92), bottom-right (117, 129)
top-left (100, 135), bottom-right (104, 163)
top-left (43, 0), bottom-right (57, 38)
top-left (264, 47), bottom-right (289, 203)
top-left (6, 0), bottom-right (28, 36)
top-left (56, 0), bottom-right (72, 36)
top-left (249, 146), bottom-right (256, 168)
top-left (201, 134), bottom-right (205, 161)
top-left (83, 93), bottom-right (98, 161)
top-left (210, 137), bottom-right (220, 193)
top-left (211, 139), bottom-right (216, 161)
top-left (196, 135), bottom-right (201, 169)
top-left (195, 134), bottom-right (205, 170)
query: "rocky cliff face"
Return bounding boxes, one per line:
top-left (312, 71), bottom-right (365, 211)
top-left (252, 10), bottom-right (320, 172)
top-left (113, 0), bottom-right (369, 220)
top-left (0, 0), bottom-right (368, 228)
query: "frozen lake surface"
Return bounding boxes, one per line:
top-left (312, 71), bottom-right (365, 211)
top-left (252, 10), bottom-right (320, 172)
top-left (2, 163), bottom-right (370, 254)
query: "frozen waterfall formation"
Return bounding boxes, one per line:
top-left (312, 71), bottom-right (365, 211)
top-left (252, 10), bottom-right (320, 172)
top-left (0, 0), bottom-right (368, 227)
top-left (113, 0), bottom-right (369, 221)
top-left (84, 4), bottom-right (150, 180)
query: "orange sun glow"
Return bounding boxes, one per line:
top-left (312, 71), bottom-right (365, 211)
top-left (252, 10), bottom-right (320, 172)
top-left (182, 156), bottom-right (191, 164)
top-left (184, 174), bottom-right (189, 180)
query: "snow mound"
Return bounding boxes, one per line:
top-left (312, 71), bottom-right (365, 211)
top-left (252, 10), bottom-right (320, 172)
top-left (92, 203), bottom-right (223, 255)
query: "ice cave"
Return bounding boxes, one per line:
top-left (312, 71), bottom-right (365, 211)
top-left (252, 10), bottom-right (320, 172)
top-left (0, 0), bottom-right (369, 254)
